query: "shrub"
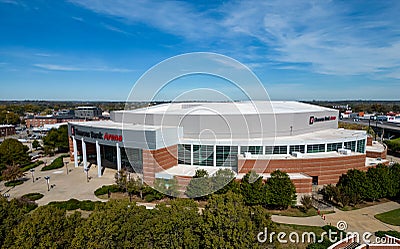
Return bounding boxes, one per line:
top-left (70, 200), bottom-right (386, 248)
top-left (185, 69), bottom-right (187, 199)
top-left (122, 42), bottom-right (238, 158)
top-left (94, 185), bottom-right (122, 196)
top-left (41, 156), bottom-right (64, 171)
top-left (144, 194), bottom-right (156, 202)
top-left (48, 199), bottom-right (102, 211)
top-left (21, 160), bottom-right (44, 172)
top-left (48, 199), bottom-right (80, 210)
top-left (21, 193), bottom-right (44, 201)
top-left (79, 200), bottom-right (97, 211)
top-left (300, 195), bottom-right (313, 210)
top-left (4, 179), bottom-right (24, 187)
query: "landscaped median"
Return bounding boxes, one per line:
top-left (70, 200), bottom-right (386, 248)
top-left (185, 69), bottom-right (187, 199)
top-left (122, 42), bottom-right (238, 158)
top-left (41, 154), bottom-right (69, 171)
top-left (375, 208), bottom-right (400, 226)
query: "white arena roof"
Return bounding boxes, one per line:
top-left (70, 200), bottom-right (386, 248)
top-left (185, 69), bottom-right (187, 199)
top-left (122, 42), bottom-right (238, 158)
top-left (116, 101), bottom-right (334, 115)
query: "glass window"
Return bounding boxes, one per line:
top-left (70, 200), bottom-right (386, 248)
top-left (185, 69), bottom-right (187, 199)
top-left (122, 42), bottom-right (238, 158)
top-left (307, 144), bottom-right (325, 153)
top-left (265, 145), bottom-right (287, 154)
top-left (327, 142), bottom-right (342, 152)
top-left (178, 144), bottom-right (191, 165)
top-left (357, 139), bottom-right (366, 153)
top-left (216, 146), bottom-right (238, 167)
top-left (289, 145), bottom-right (305, 154)
top-left (344, 141), bottom-right (356, 152)
top-left (193, 145), bottom-right (214, 166)
top-left (240, 146), bottom-right (262, 155)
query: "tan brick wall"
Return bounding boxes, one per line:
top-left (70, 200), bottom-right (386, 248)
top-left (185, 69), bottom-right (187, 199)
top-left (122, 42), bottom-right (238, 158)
top-left (142, 145), bottom-right (178, 186)
top-left (367, 136), bottom-right (373, 146)
top-left (366, 145), bottom-right (387, 159)
top-left (238, 154), bottom-right (366, 186)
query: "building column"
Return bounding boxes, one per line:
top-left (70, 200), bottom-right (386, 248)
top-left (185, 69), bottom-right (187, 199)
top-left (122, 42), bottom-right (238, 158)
top-left (72, 136), bottom-right (78, 167)
top-left (96, 141), bottom-right (102, 177)
top-left (190, 144), bottom-right (194, 166)
top-left (116, 143), bottom-right (122, 172)
top-left (82, 138), bottom-right (87, 170)
top-left (213, 145), bottom-right (217, 167)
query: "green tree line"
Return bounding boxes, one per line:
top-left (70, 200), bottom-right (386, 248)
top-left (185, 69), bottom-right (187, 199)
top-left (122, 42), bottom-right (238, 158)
top-left (0, 193), bottom-right (277, 248)
top-left (321, 163), bottom-right (400, 207)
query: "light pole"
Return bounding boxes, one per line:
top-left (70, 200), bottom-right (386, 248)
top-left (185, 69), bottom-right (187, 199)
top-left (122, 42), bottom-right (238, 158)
top-left (84, 168), bottom-right (89, 182)
top-left (64, 162), bottom-right (69, 175)
top-left (30, 169), bottom-right (35, 183)
top-left (44, 176), bottom-right (50, 191)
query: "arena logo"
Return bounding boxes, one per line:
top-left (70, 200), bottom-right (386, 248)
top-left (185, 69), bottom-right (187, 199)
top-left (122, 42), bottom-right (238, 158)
top-left (309, 115), bottom-right (336, 125)
top-left (104, 133), bottom-right (123, 142)
top-left (72, 126), bottom-right (123, 142)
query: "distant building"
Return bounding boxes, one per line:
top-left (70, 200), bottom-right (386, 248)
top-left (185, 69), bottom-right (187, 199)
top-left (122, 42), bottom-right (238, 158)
top-left (74, 106), bottom-right (102, 119)
top-left (25, 116), bottom-right (57, 128)
top-left (0, 124), bottom-right (16, 137)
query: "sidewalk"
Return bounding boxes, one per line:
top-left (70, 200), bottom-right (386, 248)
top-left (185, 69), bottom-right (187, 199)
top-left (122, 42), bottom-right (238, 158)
top-left (271, 201), bottom-right (400, 234)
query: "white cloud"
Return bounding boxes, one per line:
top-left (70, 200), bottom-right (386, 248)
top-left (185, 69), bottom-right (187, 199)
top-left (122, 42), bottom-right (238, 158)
top-left (102, 23), bottom-right (131, 36)
top-left (69, 0), bottom-right (400, 78)
top-left (68, 0), bottom-right (219, 40)
top-left (34, 63), bottom-right (136, 72)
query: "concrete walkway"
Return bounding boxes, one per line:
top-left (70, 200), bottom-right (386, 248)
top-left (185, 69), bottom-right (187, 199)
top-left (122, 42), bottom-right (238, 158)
top-left (272, 201), bottom-right (400, 234)
top-left (0, 156), bottom-right (116, 206)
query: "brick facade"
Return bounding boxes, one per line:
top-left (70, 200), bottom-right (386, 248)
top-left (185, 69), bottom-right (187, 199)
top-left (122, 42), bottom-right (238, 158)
top-left (366, 145), bottom-right (387, 159)
top-left (142, 145), bottom-right (178, 186)
top-left (238, 154), bottom-right (366, 186)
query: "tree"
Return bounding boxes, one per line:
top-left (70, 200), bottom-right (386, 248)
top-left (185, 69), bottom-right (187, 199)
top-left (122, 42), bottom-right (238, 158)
top-left (185, 169), bottom-right (212, 199)
top-left (366, 164), bottom-right (398, 200)
top-left (42, 125), bottom-right (68, 153)
top-left (240, 171), bottom-right (265, 206)
top-left (126, 177), bottom-right (144, 201)
top-left (0, 197), bottom-right (37, 247)
top-left (210, 168), bottom-right (240, 195)
top-left (2, 165), bottom-right (24, 182)
top-left (337, 169), bottom-right (368, 206)
top-left (154, 177), bottom-right (180, 198)
top-left (32, 140), bottom-right (40, 150)
top-left (115, 170), bottom-right (128, 192)
top-left (265, 170), bottom-right (296, 209)
top-left (4, 205), bottom-right (81, 248)
top-left (300, 195), bottom-right (313, 210)
top-left (201, 192), bottom-right (276, 248)
top-left (0, 138), bottom-right (29, 171)
top-left (390, 163), bottom-right (400, 197)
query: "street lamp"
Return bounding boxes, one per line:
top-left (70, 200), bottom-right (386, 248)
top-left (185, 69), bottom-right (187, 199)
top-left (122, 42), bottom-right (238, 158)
top-left (84, 168), bottom-right (89, 182)
top-left (30, 169), bottom-right (35, 182)
top-left (44, 176), bottom-right (50, 191)
top-left (64, 162), bottom-right (69, 175)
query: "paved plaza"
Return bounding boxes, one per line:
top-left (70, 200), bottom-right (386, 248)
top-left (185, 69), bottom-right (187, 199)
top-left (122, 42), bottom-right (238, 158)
top-left (0, 156), bottom-right (116, 206)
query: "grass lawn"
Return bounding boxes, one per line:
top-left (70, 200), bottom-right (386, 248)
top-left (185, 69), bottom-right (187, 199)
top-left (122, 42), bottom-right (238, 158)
top-left (276, 223), bottom-right (325, 249)
top-left (268, 207), bottom-right (334, 217)
top-left (375, 208), bottom-right (400, 226)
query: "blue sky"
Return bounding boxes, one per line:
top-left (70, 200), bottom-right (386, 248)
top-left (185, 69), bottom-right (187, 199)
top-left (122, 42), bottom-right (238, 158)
top-left (1, 0), bottom-right (400, 101)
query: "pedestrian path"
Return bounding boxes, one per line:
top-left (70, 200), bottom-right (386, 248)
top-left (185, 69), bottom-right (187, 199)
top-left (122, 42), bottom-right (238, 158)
top-left (271, 201), bottom-right (400, 234)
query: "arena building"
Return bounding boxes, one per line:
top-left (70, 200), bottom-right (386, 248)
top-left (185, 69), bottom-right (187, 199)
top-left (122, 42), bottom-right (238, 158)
top-left (67, 101), bottom-right (387, 195)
